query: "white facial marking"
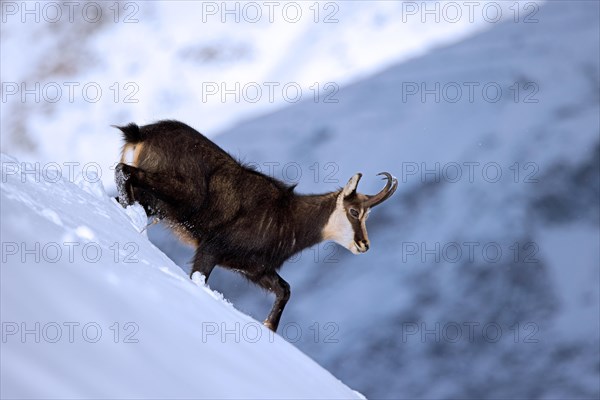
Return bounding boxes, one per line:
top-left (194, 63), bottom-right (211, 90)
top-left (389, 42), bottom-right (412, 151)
top-left (123, 144), bottom-right (135, 165)
top-left (322, 193), bottom-right (359, 254)
top-left (121, 143), bottom-right (144, 167)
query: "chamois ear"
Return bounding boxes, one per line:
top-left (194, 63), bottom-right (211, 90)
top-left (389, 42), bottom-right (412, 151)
top-left (342, 173), bottom-right (362, 197)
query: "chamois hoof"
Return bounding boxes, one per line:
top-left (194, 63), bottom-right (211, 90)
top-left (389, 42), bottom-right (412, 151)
top-left (263, 321), bottom-right (276, 332)
top-left (115, 163), bottom-right (134, 207)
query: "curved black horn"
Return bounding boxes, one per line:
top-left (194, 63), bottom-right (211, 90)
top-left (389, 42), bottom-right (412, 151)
top-left (364, 172), bottom-right (398, 207)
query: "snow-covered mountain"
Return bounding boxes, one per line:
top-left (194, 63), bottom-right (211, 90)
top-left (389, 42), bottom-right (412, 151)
top-left (150, 1), bottom-right (599, 398)
top-left (0, 153), bottom-right (361, 399)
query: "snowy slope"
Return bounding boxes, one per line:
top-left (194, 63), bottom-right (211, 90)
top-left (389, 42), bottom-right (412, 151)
top-left (0, 153), bottom-right (361, 399)
top-left (144, 1), bottom-right (597, 399)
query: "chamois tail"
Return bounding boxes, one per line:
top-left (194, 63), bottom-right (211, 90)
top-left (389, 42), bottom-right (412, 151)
top-left (113, 123), bottom-right (144, 144)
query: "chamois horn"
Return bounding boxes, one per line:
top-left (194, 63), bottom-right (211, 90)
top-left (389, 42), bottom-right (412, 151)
top-left (364, 172), bottom-right (398, 207)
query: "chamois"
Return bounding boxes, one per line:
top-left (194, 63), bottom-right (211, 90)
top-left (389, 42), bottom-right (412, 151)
top-left (115, 120), bottom-right (397, 331)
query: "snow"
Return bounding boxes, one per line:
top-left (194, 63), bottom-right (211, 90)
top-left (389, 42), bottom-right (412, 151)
top-left (0, 153), bottom-right (360, 399)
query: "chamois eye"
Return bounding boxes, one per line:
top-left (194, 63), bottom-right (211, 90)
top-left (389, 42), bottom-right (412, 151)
top-left (349, 208), bottom-right (359, 218)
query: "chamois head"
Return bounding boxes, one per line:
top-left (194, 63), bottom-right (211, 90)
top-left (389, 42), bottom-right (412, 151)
top-left (323, 172), bottom-right (398, 254)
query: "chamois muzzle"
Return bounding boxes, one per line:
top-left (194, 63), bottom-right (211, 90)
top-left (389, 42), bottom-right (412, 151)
top-left (364, 172), bottom-right (398, 207)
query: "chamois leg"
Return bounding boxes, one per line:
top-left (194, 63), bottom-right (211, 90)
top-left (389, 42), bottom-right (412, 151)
top-left (190, 251), bottom-right (216, 282)
top-left (115, 163), bottom-right (135, 207)
top-left (128, 187), bottom-right (163, 217)
top-left (115, 163), bottom-right (190, 205)
top-left (253, 272), bottom-right (291, 332)
top-left (115, 164), bottom-right (168, 217)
